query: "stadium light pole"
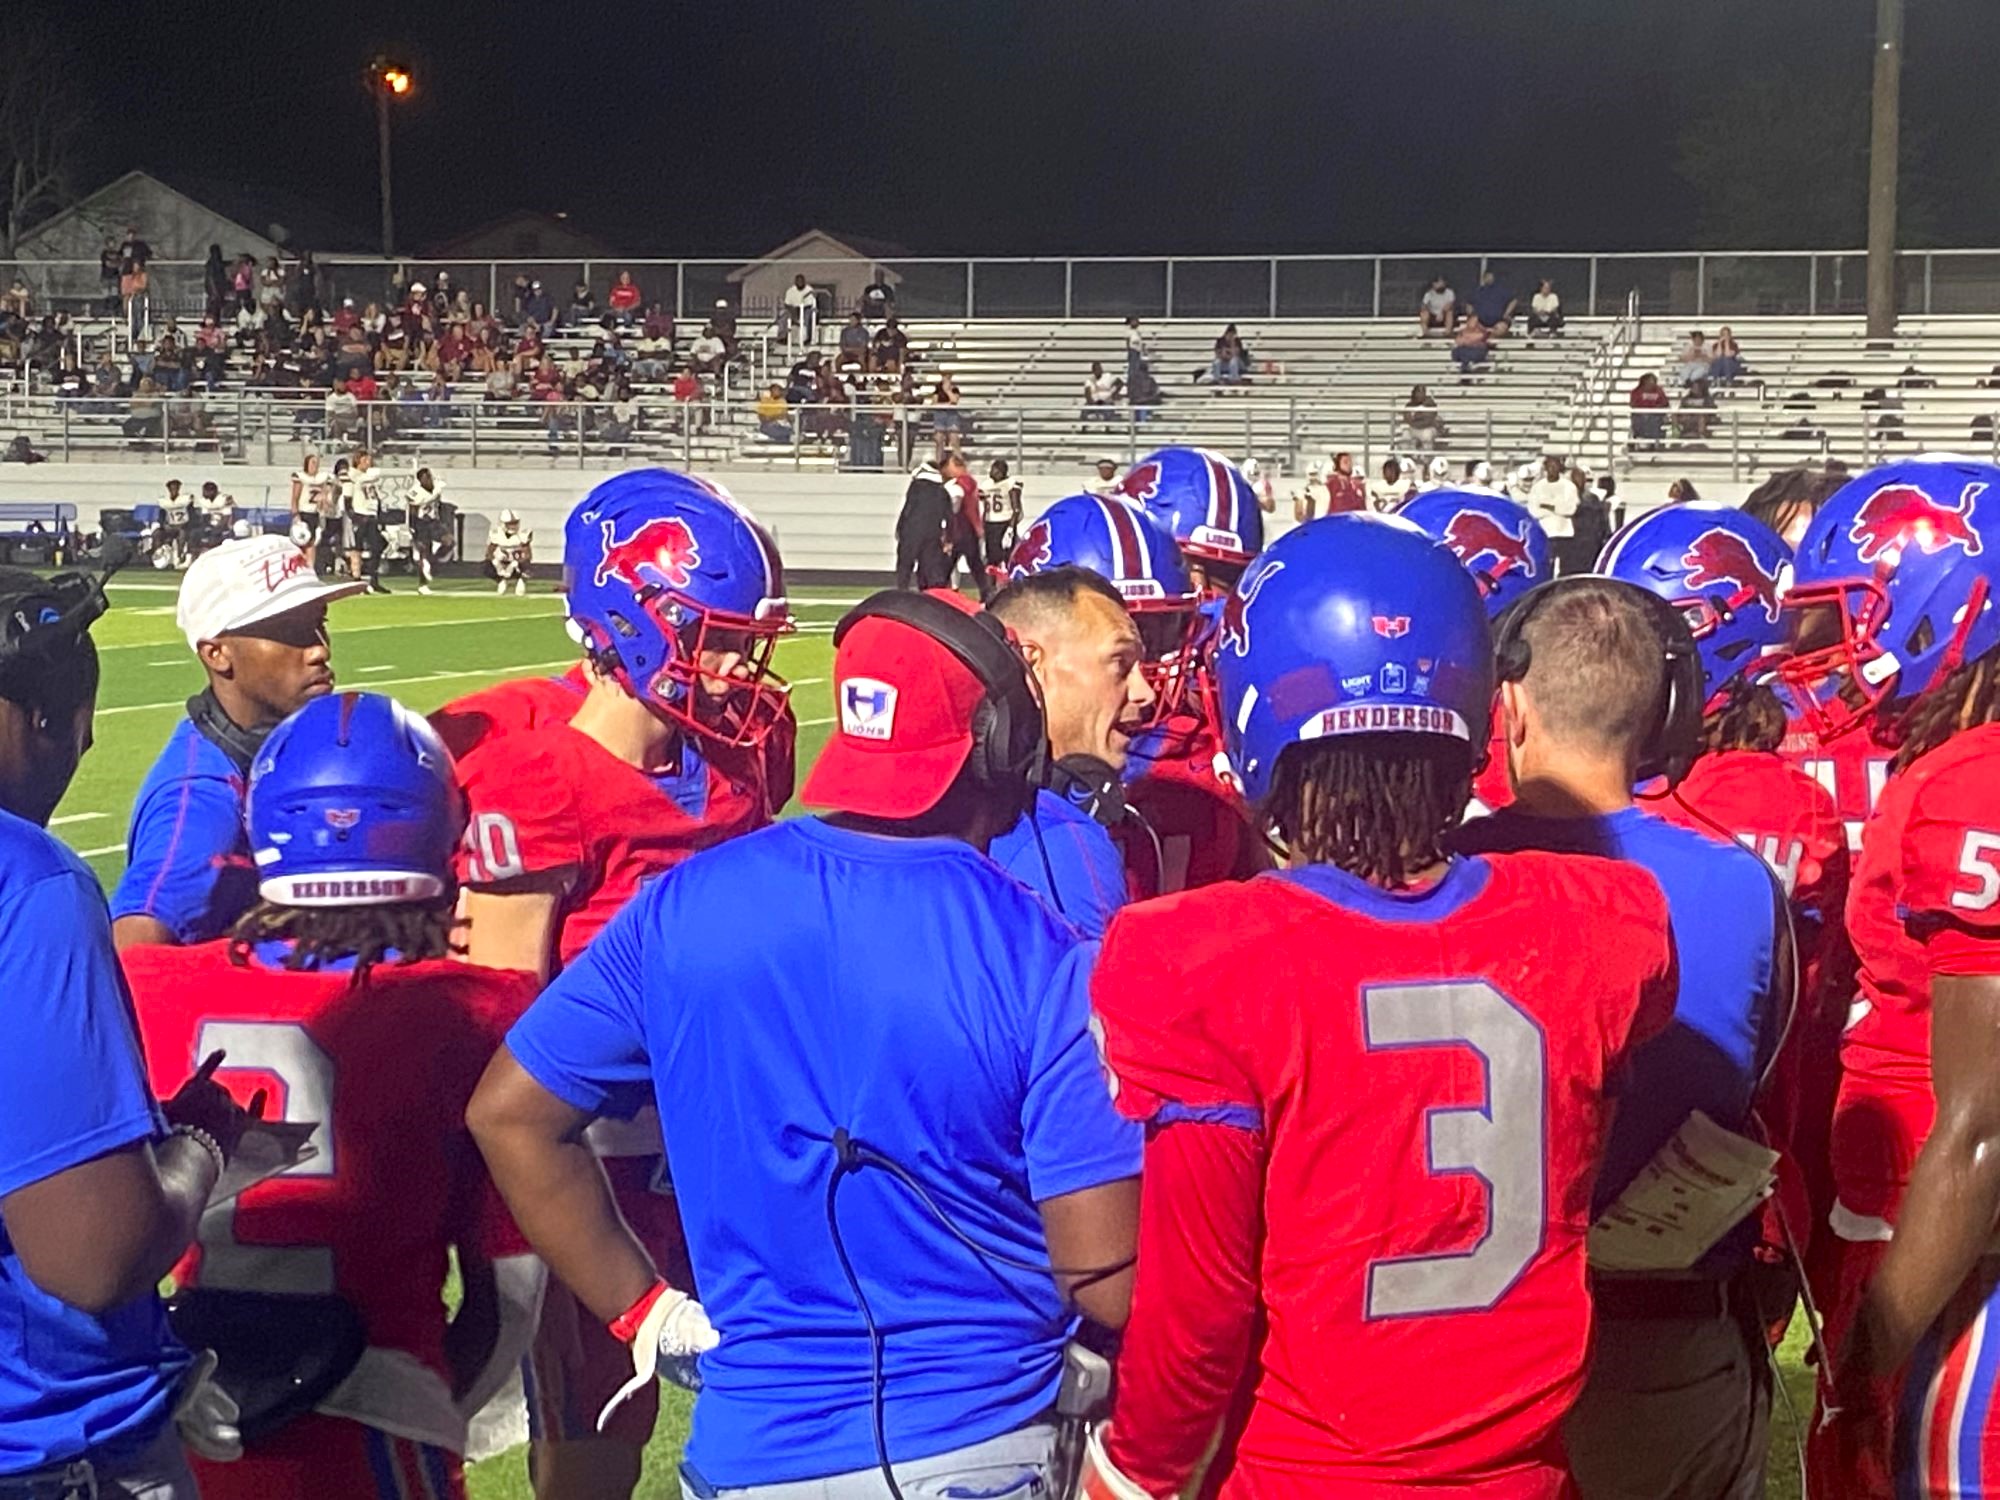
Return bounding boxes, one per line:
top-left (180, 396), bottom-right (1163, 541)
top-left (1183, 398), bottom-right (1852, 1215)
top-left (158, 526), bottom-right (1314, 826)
top-left (369, 58), bottom-right (414, 258)
top-left (1866, 0), bottom-right (1903, 340)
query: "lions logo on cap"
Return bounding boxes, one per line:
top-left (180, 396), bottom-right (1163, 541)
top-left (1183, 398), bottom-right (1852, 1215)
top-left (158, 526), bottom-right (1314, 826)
top-left (839, 677), bottom-right (898, 741)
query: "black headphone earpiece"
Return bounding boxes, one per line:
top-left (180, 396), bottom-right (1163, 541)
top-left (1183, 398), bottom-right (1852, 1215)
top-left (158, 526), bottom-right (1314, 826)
top-left (833, 590), bottom-right (1048, 817)
top-left (1491, 575), bottom-right (1704, 791)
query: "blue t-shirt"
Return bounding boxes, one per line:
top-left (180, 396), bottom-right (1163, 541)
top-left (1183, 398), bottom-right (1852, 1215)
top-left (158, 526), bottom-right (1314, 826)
top-left (988, 788), bottom-right (1129, 938)
top-left (0, 810), bottom-right (187, 1474)
top-left (1471, 281), bottom-right (1514, 326)
top-left (507, 818), bottom-right (1140, 1487)
top-left (110, 716), bottom-right (255, 943)
top-left (1454, 806), bottom-right (1779, 1243)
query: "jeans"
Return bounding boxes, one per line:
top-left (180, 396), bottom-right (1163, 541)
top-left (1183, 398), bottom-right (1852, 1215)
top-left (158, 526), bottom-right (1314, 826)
top-left (1710, 354), bottom-right (1742, 383)
top-left (681, 1421), bottom-right (1055, 1500)
top-left (0, 1424), bottom-right (198, 1500)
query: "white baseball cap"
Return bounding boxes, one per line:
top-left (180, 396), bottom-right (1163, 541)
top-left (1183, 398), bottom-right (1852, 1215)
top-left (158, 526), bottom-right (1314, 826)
top-left (177, 536), bottom-right (366, 650)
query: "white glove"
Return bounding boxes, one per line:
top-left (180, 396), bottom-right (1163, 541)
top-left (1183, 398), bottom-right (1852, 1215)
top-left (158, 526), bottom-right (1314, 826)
top-left (1081, 1424), bottom-right (1160, 1500)
top-left (173, 1348), bottom-right (243, 1463)
top-left (596, 1286), bottom-right (719, 1432)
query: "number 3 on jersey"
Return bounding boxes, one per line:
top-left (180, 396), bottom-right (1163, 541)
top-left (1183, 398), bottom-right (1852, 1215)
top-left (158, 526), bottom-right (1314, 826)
top-left (1363, 980), bottom-right (1547, 1319)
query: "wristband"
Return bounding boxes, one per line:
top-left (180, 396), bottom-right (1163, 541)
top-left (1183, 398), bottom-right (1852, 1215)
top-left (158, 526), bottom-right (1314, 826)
top-left (172, 1124), bottom-right (227, 1178)
top-left (608, 1280), bottom-right (668, 1345)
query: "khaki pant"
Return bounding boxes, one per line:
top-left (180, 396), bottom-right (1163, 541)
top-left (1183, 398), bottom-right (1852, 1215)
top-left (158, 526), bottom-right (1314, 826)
top-left (1566, 1307), bottom-right (1770, 1500)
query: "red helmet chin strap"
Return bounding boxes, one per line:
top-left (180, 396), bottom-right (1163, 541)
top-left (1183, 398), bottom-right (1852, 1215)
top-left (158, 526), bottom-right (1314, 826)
top-left (1930, 573), bottom-right (1992, 688)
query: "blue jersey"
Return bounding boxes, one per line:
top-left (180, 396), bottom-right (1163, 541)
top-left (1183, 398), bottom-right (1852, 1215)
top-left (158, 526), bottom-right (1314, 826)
top-left (988, 788), bottom-right (1129, 938)
top-left (110, 716), bottom-right (255, 943)
top-left (1454, 806), bottom-right (1779, 1244)
top-left (0, 810), bottom-right (187, 1474)
top-left (506, 818), bottom-right (1140, 1487)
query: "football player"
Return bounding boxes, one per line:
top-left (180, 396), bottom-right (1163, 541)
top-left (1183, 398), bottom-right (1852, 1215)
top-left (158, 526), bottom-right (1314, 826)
top-left (1783, 472), bottom-right (2000, 1495)
top-left (1111, 449), bottom-right (1273, 895)
top-left (1399, 488), bottom-right (1552, 817)
top-left (1602, 501), bottom-right (1851, 1297)
top-left (1832, 616), bottom-right (2000, 1499)
top-left (123, 692), bottom-right (542, 1500)
top-left (452, 468), bottom-right (792, 1500)
top-left (488, 510), bottom-right (535, 597)
top-left (1085, 515), bottom-right (1678, 1497)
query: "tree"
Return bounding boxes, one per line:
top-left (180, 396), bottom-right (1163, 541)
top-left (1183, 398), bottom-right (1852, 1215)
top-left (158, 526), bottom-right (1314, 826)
top-left (0, 25), bottom-right (91, 254)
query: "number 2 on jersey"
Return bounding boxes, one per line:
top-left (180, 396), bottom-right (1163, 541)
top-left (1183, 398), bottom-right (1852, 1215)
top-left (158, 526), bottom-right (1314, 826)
top-left (1362, 980), bottom-right (1547, 1319)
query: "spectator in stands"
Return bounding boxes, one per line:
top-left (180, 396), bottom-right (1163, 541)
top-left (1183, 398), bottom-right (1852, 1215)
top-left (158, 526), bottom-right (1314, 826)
top-left (601, 378), bottom-right (641, 450)
top-left (1125, 317), bottom-right (1153, 387)
top-left (784, 273), bottom-right (820, 347)
top-left (1, 435), bottom-right (45, 463)
top-left (1468, 270), bottom-right (1518, 335)
top-left (89, 351), bottom-right (122, 409)
top-left (1629, 371), bottom-right (1668, 448)
top-left (599, 270), bottom-right (641, 326)
top-left (1674, 330), bottom-right (1711, 385)
top-left (873, 315), bottom-right (910, 374)
top-left (435, 321), bottom-right (470, 376)
top-left (258, 256), bottom-right (286, 318)
top-left (1325, 452), bottom-right (1367, 514)
top-left (295, 251), bottom-right (320, 317)
top-left (521, 280), bottom-right (555, 333)
top-left (1675, 377), bottom-right (1716, 443)
top-left (1451, 314), bottom-right (1492, 376)
top-left (1528, 278), bottom-right (1564, 338)
top-left (1082, 360), bottom-right (1120, 428)
top-left (1206, 325), bottom-right (1247, 386)
top-left (689, 322), bottom-right (728, 376)
top-left (861, 275), bottom-right (895, 320)
top-left (324, 378), bottom-right (360, 442)
top-left (643, 301), bottom-right (676, 344)
top-left (813, 359), bottom-right (852, 438)
top-left (756, 383), bottom-right (793, 442)
top-left (1402, 384), bottom-right (1443, 454)
top-left (1417, 273), bottom-right (1456, 336)
top-left (123, 378), bottom-right (164, 444)
top-left (1088, 457), bottom-right (1122, 496)
top-left (2, 277), bottom-right (27, 320)
top-left (838, 312), bottom-right (871, 371)
top-left (119, 230), bottom-right (152, 342)
top-left (230, 255), bottom-right (255, 314)
top-left (632, 327), bottom-right (673, 382)
top-left (1709, 326), bottom-right (1744, 384)
top-left (150, 334), bottom-right (186, 394)
top-left (932, 371), bottom-right (964, 460)
top-left (99, 236), bottom-right (122, 315)
top-left (567, 281), bottom-right (597, 326)
top-left (483, 357), bottom-right (519, 403)
top-left (1528, 455), bottom-right (1582, 572)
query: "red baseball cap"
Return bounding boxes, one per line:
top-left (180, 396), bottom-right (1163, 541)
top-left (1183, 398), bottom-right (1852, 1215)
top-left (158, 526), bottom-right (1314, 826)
top-left (802, 591), bottom-right (990, 819)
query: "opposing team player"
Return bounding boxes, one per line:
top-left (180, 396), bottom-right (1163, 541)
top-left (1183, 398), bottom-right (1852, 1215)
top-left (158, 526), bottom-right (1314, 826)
top-left (1833, 624), bottom-right (2000, 1498)
top-left (452, 468), bottom-right (793, 1500)
top-left (488, 510), bottom-right (535, 597)
top-left (1400, 487), bottom-right (1552, 815)
top-left (1602, 501), bottom-right (1851, 1292)
top-left (1784, 477), bottom-right (2000, 1494)
top-left (1110, 447), bottom-right (1271, 894)
top-left (1085, 515), bottom-right (1678, 1496)
top-left (123, 692), bottom-right (542, 1500)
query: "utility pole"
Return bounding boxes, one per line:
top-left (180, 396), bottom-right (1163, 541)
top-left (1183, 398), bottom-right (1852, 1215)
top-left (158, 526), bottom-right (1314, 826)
top-left (376, 85), bottom-right (394, 257)
top-left (1866, 0), bottom-right (1904, 340)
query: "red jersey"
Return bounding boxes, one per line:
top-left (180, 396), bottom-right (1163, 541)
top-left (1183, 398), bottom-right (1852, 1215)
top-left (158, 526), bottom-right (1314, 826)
top-left (457, 721), bottom-right (783, 966)
top-left (429, 665), bottom-right (589, 760)
top-left (124, 943), bottom-right (537, 1453)
top-left (1092, 855), bottom-right (1677, 1497)
top-left (1116, 710), bottom-right (1270, 897)
top-left (1779, 714), bottom-right (1897, 854)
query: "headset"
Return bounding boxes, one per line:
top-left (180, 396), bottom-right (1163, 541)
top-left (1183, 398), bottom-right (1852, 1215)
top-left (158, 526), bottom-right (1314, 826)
top-left (833, 590), bottom-right (1048, 821)
top-left (1492, 574), bottom-right (1706, 789)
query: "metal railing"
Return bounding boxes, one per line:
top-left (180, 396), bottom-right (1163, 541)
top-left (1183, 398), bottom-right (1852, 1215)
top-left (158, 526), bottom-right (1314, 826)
top-left (11, 247), bottom-right (2000, 325)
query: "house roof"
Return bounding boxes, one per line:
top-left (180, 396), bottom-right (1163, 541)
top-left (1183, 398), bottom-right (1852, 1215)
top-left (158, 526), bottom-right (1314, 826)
top-left (423, 210), bottom-right (620, 259)
top-left (728, 227), bottom-right (912, 279)
top-left (16, 169), bottom-right (373, 255)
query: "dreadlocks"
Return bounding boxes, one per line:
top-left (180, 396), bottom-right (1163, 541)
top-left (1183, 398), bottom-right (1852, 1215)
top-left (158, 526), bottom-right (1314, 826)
top-left (228, 898), bottom-right (456, 990)
top-left (1264, 735), bottom-right (1472, 889)
top-left (1892, 651), bottom-right (2000, 776)
top-left (1703, 680), bottom-right (1790, 755)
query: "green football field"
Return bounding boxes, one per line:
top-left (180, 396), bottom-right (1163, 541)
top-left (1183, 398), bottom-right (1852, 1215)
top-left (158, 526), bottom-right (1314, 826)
top-left (58, 576), bottom-right (1820, 1499)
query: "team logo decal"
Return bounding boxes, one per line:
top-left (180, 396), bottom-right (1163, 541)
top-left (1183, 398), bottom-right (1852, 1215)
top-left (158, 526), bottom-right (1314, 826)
top-left (1680, 527), bottom-right (1785, 622)
top-left (1441, 510), bottom-right (1538, 594)
top-left (839, 677), bottom-right (898, 741)
top-left (1116, 461), bottom-right (1163, 506)
top-left (1372, 615), bottom-right (1411, 639)
top-left (1009, 518), bottom-right (1054, 577)
top-left (1848, 481), bottom-right (1986, 566)
top-left (1219, 558), bottom-right (1284, 657)
top-left (593, 515), bottom-right (702, 592)
top-left (323, 808), bottom-right (361, 830)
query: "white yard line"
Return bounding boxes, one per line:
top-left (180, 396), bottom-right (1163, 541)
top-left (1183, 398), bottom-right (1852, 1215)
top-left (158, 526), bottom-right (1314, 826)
top-left (100, 659), bottom-right (580, 716)
top-left (76, 843), bottom-right (126, 859)
top-left (49, 812), bottom-right (106, 826)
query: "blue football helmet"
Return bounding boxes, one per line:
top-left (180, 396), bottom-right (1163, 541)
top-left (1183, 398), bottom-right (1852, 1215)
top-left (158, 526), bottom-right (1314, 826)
top-left (249, 693), bottom-right (461, 907)
top-left (1397, 489), bottom-right (1551, 618)
top-left (1115, 446), bottom-right (1264, 580)
top-left (1778, 455), bottom-right (2000, 741)
top-left (1216, 514), bottom-right (1493, 805)
top-left (1597, 501), bottom-right (1793, 707)
top-left (563, 468), bottom-right (792, 746)
top-left (1008, 492), bottom-right (1199, 721)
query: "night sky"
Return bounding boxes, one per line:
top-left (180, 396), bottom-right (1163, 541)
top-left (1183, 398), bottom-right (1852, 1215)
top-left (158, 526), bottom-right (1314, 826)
top-left (36, 0), bottom-right (2000, 257)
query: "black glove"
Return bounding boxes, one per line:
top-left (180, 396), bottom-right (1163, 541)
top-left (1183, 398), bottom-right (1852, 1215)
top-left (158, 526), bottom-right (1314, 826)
top-left (163, 1051), bottom-right (264, 1164)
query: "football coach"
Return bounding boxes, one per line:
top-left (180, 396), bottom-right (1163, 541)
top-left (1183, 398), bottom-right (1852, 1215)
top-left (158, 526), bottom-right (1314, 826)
top-left (111, 534), bottom-right (364, 950)
top-left (470, 588), bottom-right (1139, 1497)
